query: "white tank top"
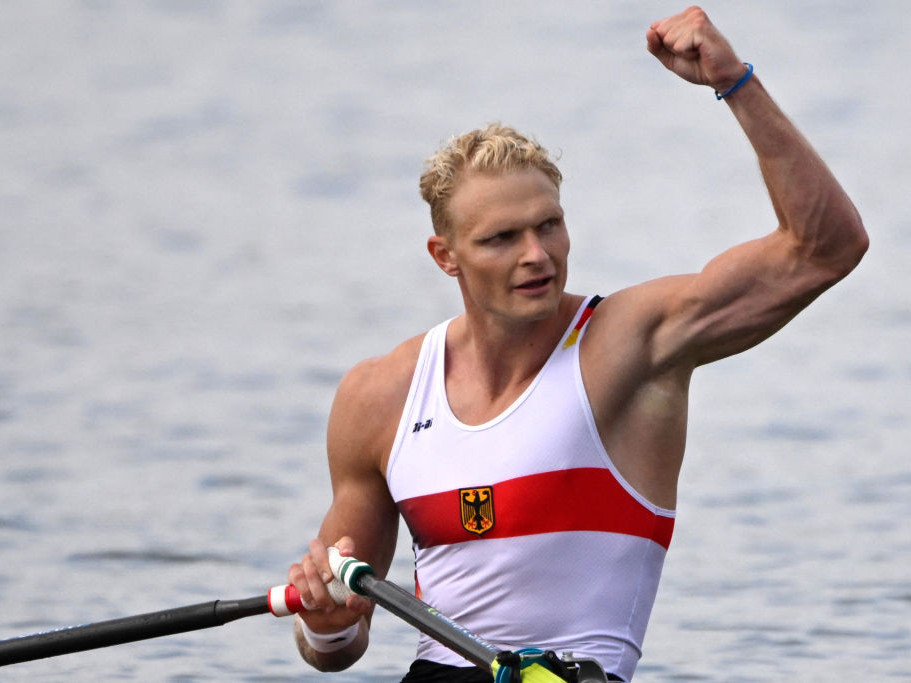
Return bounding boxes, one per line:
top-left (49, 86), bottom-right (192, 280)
top-left (385, 296), bottom-right (675, 681)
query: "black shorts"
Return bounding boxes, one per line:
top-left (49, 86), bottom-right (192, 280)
top-left (400, 659), bottom-right (493, 682)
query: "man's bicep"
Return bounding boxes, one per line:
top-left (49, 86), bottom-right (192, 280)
top-left (654, 230), bottom-right (838, 368)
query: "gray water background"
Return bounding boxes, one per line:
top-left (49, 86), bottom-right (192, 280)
top-left (1, 1), bottom-right (909, 680)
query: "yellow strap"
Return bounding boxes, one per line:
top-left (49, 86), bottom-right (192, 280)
top-left (490, 659), bottom-right (567, 682)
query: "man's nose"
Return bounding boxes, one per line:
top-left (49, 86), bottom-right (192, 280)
top-left (519, 230), bottom-right (548, 265)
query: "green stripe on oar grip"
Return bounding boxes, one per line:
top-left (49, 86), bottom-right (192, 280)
top-left (327, 548), bottom-right (375, 597)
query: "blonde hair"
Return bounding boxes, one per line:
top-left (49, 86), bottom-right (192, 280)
top-left (419, 123), bottom-right (562, 236)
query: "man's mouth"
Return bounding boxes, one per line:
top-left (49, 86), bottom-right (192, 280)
top-left (515, 276), bottom-right (554, 290)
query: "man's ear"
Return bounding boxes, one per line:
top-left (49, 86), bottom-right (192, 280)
top-left (427, 235), bottom-right (459, 277)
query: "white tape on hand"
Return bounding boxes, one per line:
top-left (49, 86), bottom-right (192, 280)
top-left (296, 614), bottom-right (359, 653)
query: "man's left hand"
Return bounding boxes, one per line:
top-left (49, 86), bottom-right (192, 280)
top-left (646, 6), bottom-right (747, 93)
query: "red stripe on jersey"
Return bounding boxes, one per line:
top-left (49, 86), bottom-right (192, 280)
top-left (397, 467), bottom-right (674, 550)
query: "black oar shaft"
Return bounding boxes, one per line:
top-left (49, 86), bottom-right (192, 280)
top-left (1, 557), bottom-right (520, 676)
top-left (0, 596), bottom-right (269, 666)
top-left (357, 573), bottom-right (498, 670)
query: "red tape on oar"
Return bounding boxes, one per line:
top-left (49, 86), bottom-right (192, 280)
top-left (267, 584), bottom-right (307, 617)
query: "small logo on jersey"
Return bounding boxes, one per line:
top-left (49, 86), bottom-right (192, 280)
top-left (412, 418), bottom-right (433, 433)
top-left (460, 487), bottom-right (494, 537)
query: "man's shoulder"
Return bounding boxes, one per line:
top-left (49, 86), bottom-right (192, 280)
top-left (582, 275), bottom-right (699, 384)
top-left (334, 332), bottom-right (427, 418)
top-left (588, 276), bottom-right (693, 336)
top-left (327, 332), bottom-right (430, 470)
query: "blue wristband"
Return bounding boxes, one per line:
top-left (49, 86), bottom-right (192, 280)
top-left (715, 62), bottom-right (754, 100)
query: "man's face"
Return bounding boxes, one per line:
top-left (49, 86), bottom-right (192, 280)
top-left (440, 168), bottom-right (570, 324)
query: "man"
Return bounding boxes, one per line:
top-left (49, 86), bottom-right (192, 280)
top-left (288, 7), bottom-right (868, 681)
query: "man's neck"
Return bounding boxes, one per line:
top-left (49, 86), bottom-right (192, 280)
top-left (443, 294), bottom-right (583, 424)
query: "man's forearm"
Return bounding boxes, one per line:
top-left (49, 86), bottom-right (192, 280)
top-left (725, 76), bottom-right (868, 273)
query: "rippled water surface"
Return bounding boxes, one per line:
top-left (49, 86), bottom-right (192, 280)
top-left (1, 1), bottom-right (909, 680)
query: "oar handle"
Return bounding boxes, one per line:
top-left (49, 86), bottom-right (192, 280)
top-left (326, 546), bottom-right (375, 597)
top-left (266, 584), bottom-right (308, 617)
top-left (267, 548), bottom-right (375, 617)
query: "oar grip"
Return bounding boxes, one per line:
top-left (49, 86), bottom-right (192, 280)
top-left (327, 547), bottom-right (375, 597)
top-left (267, 585), bottom-right (306, 617)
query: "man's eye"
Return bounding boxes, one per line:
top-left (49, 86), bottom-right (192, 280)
top-left (539, 218), bottom-right (559, 232)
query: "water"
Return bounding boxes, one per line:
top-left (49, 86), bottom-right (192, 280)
top-left (1, 1), bottom-right (908, 680)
